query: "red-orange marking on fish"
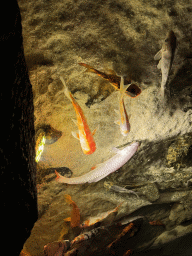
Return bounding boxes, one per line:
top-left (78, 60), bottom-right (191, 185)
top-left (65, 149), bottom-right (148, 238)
top-left (60, 76), bottom-right (96, 155)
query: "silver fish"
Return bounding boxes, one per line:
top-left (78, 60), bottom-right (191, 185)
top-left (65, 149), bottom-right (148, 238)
top-left (110, 185), bottom-right (139, 198)
top-left (55, 142), bottom-right (139, 184)
top-left (154, 30), bottom-right (176, 99)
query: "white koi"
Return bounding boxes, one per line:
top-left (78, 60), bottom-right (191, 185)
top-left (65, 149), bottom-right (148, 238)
top-left (55, 142), bottom-right (139, 184)
top-left (154, 30), bottom-right (176, 99)
top-left (114, 77), bottom-right (131, 136)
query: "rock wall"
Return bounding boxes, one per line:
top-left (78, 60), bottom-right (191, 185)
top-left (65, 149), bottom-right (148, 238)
top-left (0, 1), bottom-right (38, 255)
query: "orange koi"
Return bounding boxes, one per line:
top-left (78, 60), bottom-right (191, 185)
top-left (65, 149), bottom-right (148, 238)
top-left (65, 195), bottom-right (81, 228)
top-left (78, 63), bottom-right (141, 98)
top-left (60, 76), bottom-right (96, 155)
top-left (114, 77), bottom-right (131, 136)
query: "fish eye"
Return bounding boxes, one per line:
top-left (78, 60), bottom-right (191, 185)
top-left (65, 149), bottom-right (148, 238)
top-left (165, 38), bottom-right (168, 42)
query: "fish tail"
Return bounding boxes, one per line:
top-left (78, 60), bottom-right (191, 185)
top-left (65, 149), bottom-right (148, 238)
top-left (60, 76), bottom-right (73, 102)
top-left (55, 170), bottom-right (67, 183)
top-left (65, 194), bottom-right (73, 205)
top-left (78, 63), bottom-right (97, 74)
top-left (120, 77), bottom-right (131, 98)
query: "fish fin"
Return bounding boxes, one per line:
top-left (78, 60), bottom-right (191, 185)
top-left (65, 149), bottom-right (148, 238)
top-left (78, 63), bottom-right (96, 74)
top-left (120, 76), bottom-right (131, 97)
top-left (60, 76), bottom-right (73, 102)
top-left (114, 120), bottom-right (120, 125)
top-left (157, 60), bottom-right (162, 69)
top-left (92, 125), bottom-right (99, 136)
top-left (114, 109), bottom-right (119, 115)
top-left (154, 50), bottom-right (162, 60)
top-left (91, 162), bottom-right (104, 170)
top-left (55, 170), bottom-right (63, 182)
top-left (59, 222), bottom-right (70, 240)
top-left (64, 217), bottom-right (71, 222)
top-left (72, 131), bottom-right (80, 140)
top-left (72, 119), bottom-right (78, 126)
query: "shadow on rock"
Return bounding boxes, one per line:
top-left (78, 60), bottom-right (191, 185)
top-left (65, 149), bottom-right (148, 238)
top-left (167, 58), bottom-right (192, 113)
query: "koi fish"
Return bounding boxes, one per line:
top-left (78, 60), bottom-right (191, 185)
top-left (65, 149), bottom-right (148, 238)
top-left (55, 142), bottom-right (139, 184)
top-left (154, 30), bottom-right (176, 99)
top-left (114, 77), bottom-right (131, 136)
top-left (70, 226), bottom-right (105, 246)
top-left (81, 203), bottom-right (122, 228)
top-left (78, 63), bottom-right (141, 98)
top-left (60, 76), bottom-right (96, 155)
top-left (104, 182), bottom-right (139, 198)
top-left (64, 195), bottom-right (81, 228)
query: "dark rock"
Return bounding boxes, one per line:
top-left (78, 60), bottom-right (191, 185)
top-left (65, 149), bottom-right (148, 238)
top-left (35, 124), bottom-right (62, 145)
top-left (0, 1), bottom-right (38, 255)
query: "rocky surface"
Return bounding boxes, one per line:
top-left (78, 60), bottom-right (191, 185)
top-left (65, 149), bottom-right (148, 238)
top-left (18, 0), bottom-right (192, 255)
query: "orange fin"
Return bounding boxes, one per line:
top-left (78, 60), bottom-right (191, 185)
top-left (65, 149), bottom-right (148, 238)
top-left (59, 221), bottom-right (71, 240)
top-left (114, 120), bottom-right (120, 125)
top-left (72, 131), bottom-right (80, 140)
top-left (55, 170), bottom-right (61, 180)
top-left (64, 217), bottom-right (71, 222)
top-left (78, 63), bottom-right (96, 73)
top-left (92, 125), bottom-right (99, 136)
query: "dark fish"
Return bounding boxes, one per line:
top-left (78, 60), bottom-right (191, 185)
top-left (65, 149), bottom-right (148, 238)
top-left (78, 63), bottom-right (141, 98)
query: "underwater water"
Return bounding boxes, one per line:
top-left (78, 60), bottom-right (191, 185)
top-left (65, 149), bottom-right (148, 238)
top-left (18, 0), bottom-right (192, 255)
